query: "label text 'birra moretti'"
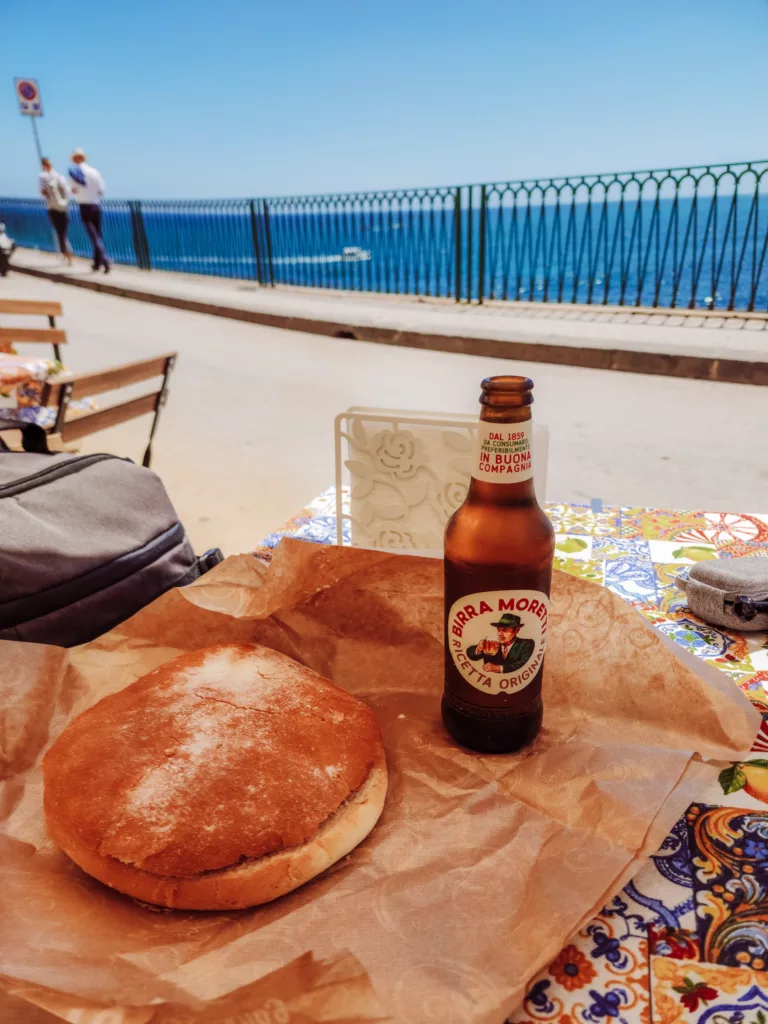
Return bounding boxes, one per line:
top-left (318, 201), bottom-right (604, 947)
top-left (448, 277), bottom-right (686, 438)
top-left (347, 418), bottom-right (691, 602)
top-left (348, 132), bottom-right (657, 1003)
top-left (447, 589), bottom-right (549, 696)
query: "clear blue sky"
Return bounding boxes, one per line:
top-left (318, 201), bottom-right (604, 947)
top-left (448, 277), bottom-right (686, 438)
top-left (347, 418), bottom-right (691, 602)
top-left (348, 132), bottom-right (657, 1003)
top-left (2, 0), bottom-right (766, 199)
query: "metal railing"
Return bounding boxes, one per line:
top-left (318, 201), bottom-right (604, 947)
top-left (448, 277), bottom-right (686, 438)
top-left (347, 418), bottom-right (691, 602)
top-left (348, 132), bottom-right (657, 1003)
top-left (2, 160), bottom-right (767, 311)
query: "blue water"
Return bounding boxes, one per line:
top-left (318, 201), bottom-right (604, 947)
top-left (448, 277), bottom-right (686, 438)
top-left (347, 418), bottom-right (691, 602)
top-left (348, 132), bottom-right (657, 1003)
top-left (2, 193), bottom-right (766, 310)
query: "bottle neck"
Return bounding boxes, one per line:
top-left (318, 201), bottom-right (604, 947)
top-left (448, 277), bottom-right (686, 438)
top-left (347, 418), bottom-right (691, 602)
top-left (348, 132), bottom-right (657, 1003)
top-left (467, 409), bottom-right (536, 505)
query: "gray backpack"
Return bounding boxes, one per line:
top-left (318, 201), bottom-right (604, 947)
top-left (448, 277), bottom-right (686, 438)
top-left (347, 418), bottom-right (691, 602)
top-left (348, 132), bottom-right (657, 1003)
top-left (0, 451), bottom-right (223, 647)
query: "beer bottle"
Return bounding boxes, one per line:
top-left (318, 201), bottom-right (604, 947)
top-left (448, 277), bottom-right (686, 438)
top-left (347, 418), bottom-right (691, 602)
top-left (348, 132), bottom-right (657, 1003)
top-left (443, 376), bottom-right (555, 753)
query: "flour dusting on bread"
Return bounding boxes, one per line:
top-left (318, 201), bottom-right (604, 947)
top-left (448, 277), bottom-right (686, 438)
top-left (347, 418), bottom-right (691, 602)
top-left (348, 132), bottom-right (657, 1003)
top-left (43, 643), bottom-right (386, 904)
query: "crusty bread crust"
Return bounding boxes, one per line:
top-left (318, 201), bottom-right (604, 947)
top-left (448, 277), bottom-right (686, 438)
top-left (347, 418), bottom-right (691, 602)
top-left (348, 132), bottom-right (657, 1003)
top-left (43, 643), bottom-right (387, 909)
top-left (45, 758), bottom-right (387, 910)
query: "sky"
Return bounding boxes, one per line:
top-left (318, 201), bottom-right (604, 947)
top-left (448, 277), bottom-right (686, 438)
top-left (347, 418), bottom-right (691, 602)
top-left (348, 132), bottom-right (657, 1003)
top-left (2, 0), bottom-right (766, 199)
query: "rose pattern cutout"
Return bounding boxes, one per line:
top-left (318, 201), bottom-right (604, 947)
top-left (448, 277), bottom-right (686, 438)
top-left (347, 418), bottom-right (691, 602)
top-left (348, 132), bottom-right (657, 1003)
top-left (436, 479), bottom-right (467, 517)
top-left (343, 417), bottom-right (476, 549)
top-left (374, 528), bottom-right (417, 549)
top-left (371, 430), bottom-right (427, 480)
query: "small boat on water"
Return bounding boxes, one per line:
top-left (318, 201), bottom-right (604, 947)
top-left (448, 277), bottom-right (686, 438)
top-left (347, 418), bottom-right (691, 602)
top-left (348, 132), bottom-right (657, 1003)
top-left (341, 246), bottom-right (371, 262)
top-left (268, 247), bottom-right (374, 266)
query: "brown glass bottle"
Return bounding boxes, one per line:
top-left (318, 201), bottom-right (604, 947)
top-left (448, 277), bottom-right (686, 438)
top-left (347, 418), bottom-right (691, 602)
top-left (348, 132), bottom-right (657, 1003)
top-left (443, 376), bottom-right (555, 753)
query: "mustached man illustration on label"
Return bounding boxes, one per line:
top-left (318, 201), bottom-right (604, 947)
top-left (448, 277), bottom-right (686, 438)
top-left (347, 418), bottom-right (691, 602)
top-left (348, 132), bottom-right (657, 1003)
top-left (447, 589), bottom-right (548, 698)
top-left (465, 612), bottom-right (534, 675)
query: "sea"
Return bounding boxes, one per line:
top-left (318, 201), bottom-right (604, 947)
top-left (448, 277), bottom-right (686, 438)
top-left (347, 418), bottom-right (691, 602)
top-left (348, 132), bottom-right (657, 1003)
top-left (1, 193), bottom-right (766, 310)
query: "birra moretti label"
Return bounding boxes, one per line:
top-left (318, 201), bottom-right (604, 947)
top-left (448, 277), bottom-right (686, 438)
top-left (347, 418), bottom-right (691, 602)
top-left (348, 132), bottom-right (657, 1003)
top-left (448, 590), bottom-right (549, 696)
top-left (472, 420), bottom-right (533, 482)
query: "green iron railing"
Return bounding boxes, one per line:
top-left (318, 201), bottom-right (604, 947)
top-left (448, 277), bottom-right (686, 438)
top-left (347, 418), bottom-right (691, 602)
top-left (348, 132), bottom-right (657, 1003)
top-left (2, 160), bottom-right (767, 310)
top-left (476, 161), bottom-right (768, 310)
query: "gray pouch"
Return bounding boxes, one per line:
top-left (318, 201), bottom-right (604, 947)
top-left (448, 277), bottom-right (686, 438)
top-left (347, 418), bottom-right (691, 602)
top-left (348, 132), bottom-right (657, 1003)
top-left (677, 555), bottom-right (768, 631)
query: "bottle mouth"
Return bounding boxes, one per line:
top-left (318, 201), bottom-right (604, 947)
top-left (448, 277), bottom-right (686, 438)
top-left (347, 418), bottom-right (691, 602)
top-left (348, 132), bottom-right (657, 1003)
top-left (480, 375), bottom-right (533, 406)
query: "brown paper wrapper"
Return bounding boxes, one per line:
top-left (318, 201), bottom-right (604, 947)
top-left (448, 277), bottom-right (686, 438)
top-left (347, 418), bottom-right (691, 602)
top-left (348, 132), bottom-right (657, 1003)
top-left (0, 540), bottom-right (759, 1024)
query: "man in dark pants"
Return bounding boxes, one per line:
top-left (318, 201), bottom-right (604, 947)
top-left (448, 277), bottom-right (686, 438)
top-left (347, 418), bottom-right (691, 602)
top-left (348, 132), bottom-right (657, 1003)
top-left (68, 148), bottom-right (110, 273)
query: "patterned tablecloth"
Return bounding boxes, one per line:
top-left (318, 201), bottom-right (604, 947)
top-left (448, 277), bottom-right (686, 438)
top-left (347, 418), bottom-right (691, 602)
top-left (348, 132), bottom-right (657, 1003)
top-left (0, 352), bottom-right (56, 394)
top-left (257, 493), bottom-right (768, 1024)
top-left (0, 351), bottom-right (61, 428)
top-left (0, 354), bottom-right (94, 429)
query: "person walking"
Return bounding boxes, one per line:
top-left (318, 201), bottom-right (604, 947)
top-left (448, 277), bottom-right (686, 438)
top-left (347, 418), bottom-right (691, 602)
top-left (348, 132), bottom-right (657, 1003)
top-left (39, 158), bottom-right (73, 265)
top-left (68, 149), bottom-right (110, 273)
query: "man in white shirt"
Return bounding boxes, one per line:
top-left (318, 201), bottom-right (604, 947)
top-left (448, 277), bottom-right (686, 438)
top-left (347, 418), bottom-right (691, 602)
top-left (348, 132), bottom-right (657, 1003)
top-left (38, 158), bottom-right (73, 265)
top-left (68, 149), bottom-right (110, 273)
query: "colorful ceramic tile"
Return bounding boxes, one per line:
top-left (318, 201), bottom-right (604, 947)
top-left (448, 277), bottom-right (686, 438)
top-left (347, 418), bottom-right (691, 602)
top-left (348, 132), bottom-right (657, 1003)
top-left (316, 486), bottom-right (344, 514)
top-left (604, 557), bottom-right (658, 606)
top-left (589, 506), bottom-right (623, 536)
top-left (603, 881), bottom-right (688, 934)
top-left (655, 614), bottom-right (739, 661)
top-left (515, 810), bottom-right (701, 1021)
top-left (555, 535), bottom-right (594, 560)
top-left (593, 537), bottom-right (652, 561)
top-left (741, 667), bottom-right (768, 696)
top-left (290, 514), bottom-right (346, 545)
top-left (554, 557), bottom-right (605, 585)
top-left (510, 912), bottom-right (649, 1024)
top-left (639, 605), bottom-right (674, 626)
top-left (257, 527), bottom-right (304, 550)
top-left (748, 638), bottom-right (768, 663)
top-left (704, 512), bottom-right (768, 549)
top-left (608, 814), bottom-right (695, 945)
top-left (655, 564), bottom-right (691, 615)
top-left (545, 504), bottom-right (621, 537)
top-left (750, 712), bottom-right (768, 754)
top-left (701, 627), bottom-right (753, 681)
top-left (513, 813), bottom-right (703, 1024)
top-left (686, 804), bottom-right (768, 970)
top-left (704, 655), bottom-right (756, 686)
top-left (718, 540), bottom-right (768, 559)
top-left (647, 926), bottom-right (700, 960)
top-left (738, 672), bottom-right (768, 701)
top-left (635, 814), bottom-right (696, 930)
top-left (619, 507), bottom-right (649, 539)
top-left (650, 955), bottom-right (768, 1024)
top-left (546, 502), bottom-right (590, 533)
top-left (647, 541), bottom-right (718, 565)
top-left (638, 510), bottom-right (711, 543)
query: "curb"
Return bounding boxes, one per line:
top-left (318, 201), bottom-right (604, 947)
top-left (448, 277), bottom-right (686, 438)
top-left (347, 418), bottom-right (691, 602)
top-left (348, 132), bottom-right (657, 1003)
top-left (12, 264), bottom-right (768, 386)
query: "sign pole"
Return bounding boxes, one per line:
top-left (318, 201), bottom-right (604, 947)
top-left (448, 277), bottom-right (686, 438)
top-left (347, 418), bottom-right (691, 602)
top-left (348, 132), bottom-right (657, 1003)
top-left (30, 116), bottom-right (43, 162)
top-left (13, 78), bottom-right (44, 162)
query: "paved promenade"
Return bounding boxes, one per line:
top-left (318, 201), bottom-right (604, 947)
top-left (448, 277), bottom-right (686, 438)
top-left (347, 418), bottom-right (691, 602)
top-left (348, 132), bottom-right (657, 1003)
top-left (11, 248), bottom-right (768, 385)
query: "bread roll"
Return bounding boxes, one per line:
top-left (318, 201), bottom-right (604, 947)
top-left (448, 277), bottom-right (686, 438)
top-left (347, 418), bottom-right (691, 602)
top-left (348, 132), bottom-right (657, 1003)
top-left (43, 643), bottom-right (387, 910)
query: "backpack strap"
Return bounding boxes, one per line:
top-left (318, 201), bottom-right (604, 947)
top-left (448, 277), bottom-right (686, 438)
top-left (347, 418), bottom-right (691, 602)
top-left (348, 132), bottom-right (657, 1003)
top-left (0, 419), bottom-right (52, 455)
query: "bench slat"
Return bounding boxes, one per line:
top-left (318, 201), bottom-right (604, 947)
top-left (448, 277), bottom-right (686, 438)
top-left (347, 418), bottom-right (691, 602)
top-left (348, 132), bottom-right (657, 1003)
top-left (0, 327), bottom-right (67, 344)
top-left (60, 392), bottom-right (160, 442)
top-left (0, 300), bottom-right (62, 317)
top-left (47, 354), bottom-right (173, 403)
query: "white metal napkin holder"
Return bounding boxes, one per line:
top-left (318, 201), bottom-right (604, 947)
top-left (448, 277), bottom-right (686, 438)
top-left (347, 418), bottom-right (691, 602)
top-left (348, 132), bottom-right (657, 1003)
top-left (334, 406), bottom-right (548, 552)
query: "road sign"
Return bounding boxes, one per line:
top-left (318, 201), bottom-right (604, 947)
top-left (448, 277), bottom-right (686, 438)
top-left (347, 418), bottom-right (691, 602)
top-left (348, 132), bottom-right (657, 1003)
top-left (13, 78), bottom-right (43, 117)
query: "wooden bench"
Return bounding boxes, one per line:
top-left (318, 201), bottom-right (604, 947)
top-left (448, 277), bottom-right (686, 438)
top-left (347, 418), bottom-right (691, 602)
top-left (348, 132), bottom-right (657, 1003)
top-left (0, 299), bottom-right (66, 361)
top-left (39, 353), bottom-right (177, 467)
top-left (0, 352), bottom-right (177, 465)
